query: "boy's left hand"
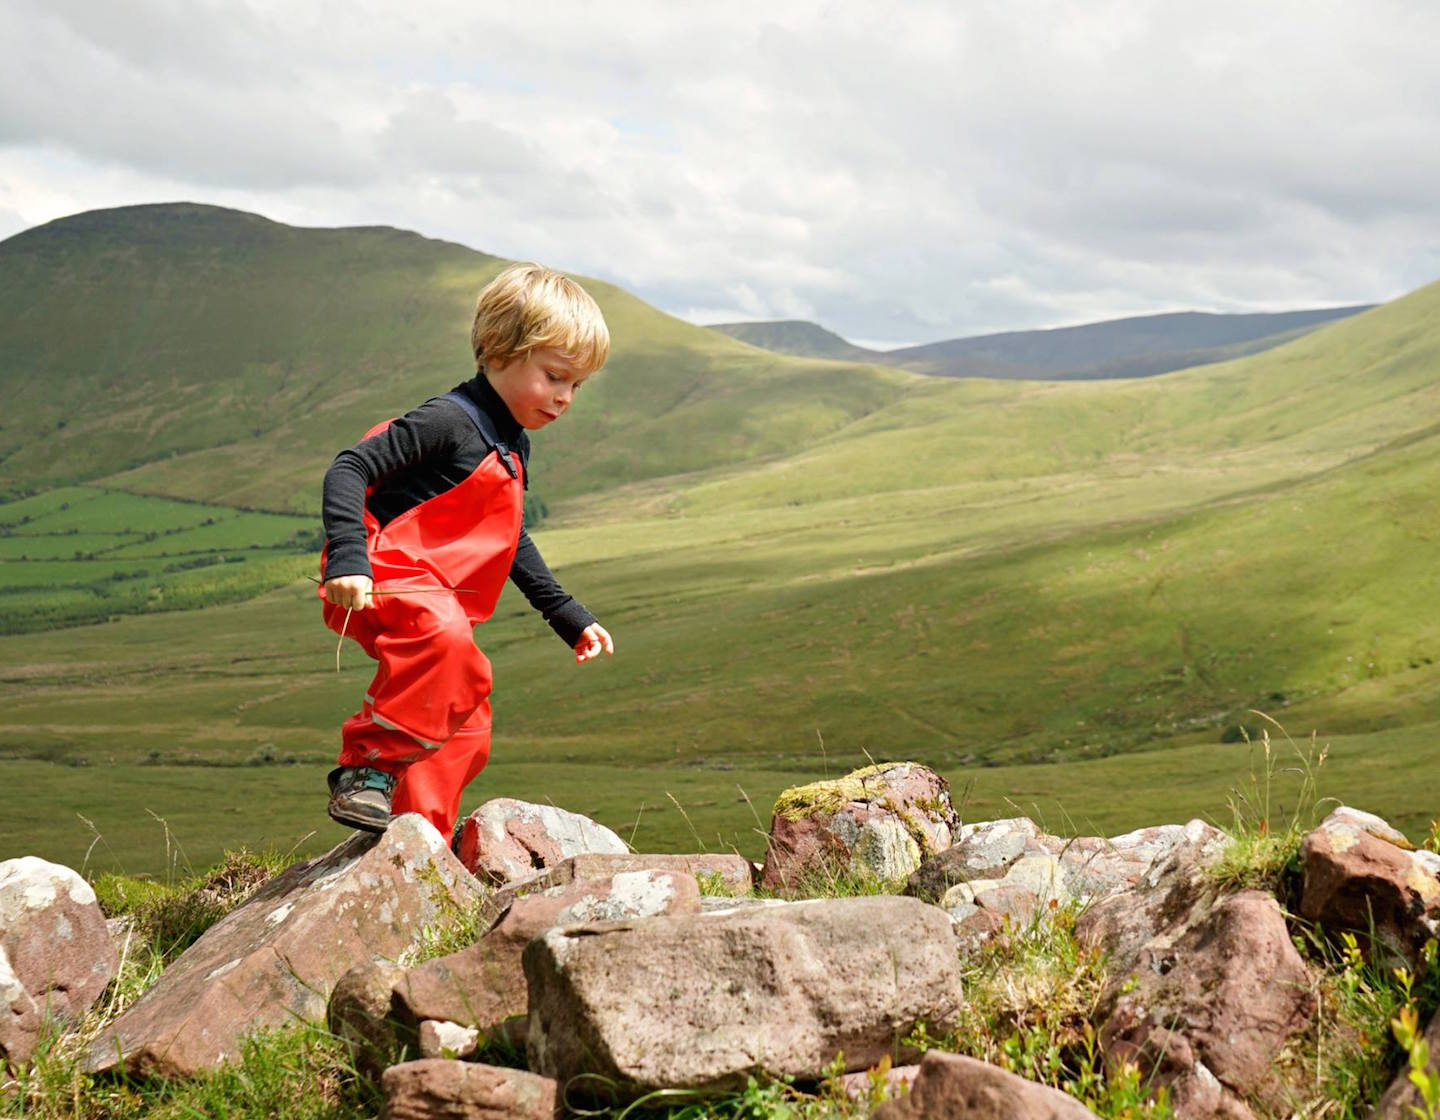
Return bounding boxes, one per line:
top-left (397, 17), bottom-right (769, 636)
top-left (574, 623), bottom-right (614, 663)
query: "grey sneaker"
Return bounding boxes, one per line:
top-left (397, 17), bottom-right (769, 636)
top-left (327, 766), bottom-right (396, 833)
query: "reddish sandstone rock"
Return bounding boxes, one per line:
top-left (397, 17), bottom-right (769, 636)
top-left (872, 1051), bottom-right (1101, 1119)
top-left (761, 763), bottom-right (956, 892)
top-left (328, 960), bottom-right (411, 1080)
top-left (455, 799), bottom-right (627, 885)
top-left (1098, 891), bottom-right (1314, 1119)
top-left (486, 852), bottom-right (753, 919)
top-left (396, 869), bottom-right (700, 1038)
top-left (525, 895), bottom-right (964, 1098)
top-left (381, 1059), bottom-right (558, 1119)
top-left (0, 857), bottom-right (118, 1068)
top-left (85, 815), bottom-right (483, 1078)
top-left (1300, 806), bottom-right (1440, 964)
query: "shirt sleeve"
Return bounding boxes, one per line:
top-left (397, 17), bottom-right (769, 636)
top-left (320, 400), bottom-right (462, 581)
top-left (509, 522), bottom-right (597, 647)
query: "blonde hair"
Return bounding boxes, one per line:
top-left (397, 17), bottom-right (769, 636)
top-left (470, 263), bottom-right (610, 374)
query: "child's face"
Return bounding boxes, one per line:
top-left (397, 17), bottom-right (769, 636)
top-left (485, 347), bottom-right (591, 430)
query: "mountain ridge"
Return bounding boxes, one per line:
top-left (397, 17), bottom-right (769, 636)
top-left (710, 304), bottom-right (1373, 380)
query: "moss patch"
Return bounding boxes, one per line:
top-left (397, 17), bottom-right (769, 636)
top-left (771, 762), bottom-right (912, 823)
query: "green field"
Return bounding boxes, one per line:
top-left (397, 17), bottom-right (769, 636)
top-left (0, 485), bottom-right (316, 631)
top-left (3, 205), bottom-right (1440, 876)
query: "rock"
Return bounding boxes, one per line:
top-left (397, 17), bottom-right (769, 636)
top-left (85, 815), bottom-right (483, 1078)
top-left (494, 852), bottom-right (753, 905)
top-left (835, 1062), bottom-right (920, 1103)
top-left (872, 1050), bottom-right (1101, 1119)
top-left (905, 818), bottom-right (1040, 902)
top-left (0, 857), bottom-right (118, 1068)
top-left (1058, 820), bottom-right (1224, 902)
top-left (455, 799), bottom-right (628, 885)
top-left (328, 960), bottom-right (412, 1080)
top-left (1097, 891), bottom-right (1314, 1118)
top-left (525, 895), bottom-right (964, 1098)
top-left (1300, 805), bottom-right (1440, 964)
top-left (397, 870), bottom-right (700, 1039)
top-left (381, 1059), bottom-right (558, 1119)
top-left (761, 763), bottom-right (957, 893)
top-left (1074, 844), bottom-right (1218, 978)
top-left (417, 1019), bottom-right (481, 1060)
top-left (910, 819), bottom-right (1224, 937)
top-left (1374, 1007), bottom-right (1440, 1120)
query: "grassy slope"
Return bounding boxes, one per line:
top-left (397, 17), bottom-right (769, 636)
top-left (3, 205), bottom-right (1439, 875)
top-left (0, 203), bottom-right (909, 511)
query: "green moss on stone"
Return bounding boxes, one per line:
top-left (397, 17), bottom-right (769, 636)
top-left (772, 762), bottom-right (910, 822)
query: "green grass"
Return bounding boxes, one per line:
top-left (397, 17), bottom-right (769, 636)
top-left (4, 206), bottom-right (1440, 884)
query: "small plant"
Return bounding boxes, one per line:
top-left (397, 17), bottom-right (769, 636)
top-left (1282, 931), bottom-right (1440, 1117)
top-left (398, 897), bottom-right (490, 966)
top-left (904, 904), bottom-right (1172, 1119)
top-left (1208, 716), bottom-right (1331, 897)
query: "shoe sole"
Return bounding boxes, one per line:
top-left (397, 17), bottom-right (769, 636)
top-left (328, 799), bottom-right (392, 834)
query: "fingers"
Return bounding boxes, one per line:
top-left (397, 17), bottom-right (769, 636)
top-left (324, 577), bottom-right (373, 610)
top-left (574, 623), bottom-right (615, 663)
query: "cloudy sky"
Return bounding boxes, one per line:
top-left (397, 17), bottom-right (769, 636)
top-left (2, 1), bottom-right (1437, 347)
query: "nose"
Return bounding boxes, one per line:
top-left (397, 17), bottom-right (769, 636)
top-left (555, 382), bottom-right (574, 406)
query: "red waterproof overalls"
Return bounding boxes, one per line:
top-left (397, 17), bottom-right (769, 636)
top-left (319, 394), bottom-right (524, 837)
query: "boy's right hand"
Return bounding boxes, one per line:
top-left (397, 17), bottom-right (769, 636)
top-left (323, 574), bottom-right (374, 610)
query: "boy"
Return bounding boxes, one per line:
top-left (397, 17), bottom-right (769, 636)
top-left (318, 263), bottom-right (613, 839)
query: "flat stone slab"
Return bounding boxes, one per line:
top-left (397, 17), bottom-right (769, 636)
top-left (382, 1058), bottom-right (558, 1119)
top-left (85, 815), bottom-right (483, 1078)
top-left (525, 895), bottom-right (965, 1097)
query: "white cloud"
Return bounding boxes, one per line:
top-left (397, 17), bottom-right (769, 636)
top-left (1, 0), bottom-right (1437, 345)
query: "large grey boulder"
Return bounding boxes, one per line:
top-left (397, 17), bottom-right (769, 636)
top-left (0, 857), bottom-right (118, 1068)
top-left (873, 1051), bottom-right (1101, 1119)
top-left (761, 763), bottom-right (957, 893)
top-left (85, 815), bottom-right (483, 1078)
top-left (525, 895), bottom-right (964, 1099)
top-left (455, 798), bottom-right (628, 885)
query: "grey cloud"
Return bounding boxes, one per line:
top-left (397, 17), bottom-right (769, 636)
top-left (1, 0), bottom-right (1437, 342)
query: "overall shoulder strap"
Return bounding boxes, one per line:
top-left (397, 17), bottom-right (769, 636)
top-left (438, 390), bottom-right (519, 480)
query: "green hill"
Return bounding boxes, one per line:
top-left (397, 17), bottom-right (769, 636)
top-left (707, 319), bottom-right (883, 363)
top-left (0, 204), bottom-right (906, 510)
top-left (2, 203), bottom-right (1439, 876)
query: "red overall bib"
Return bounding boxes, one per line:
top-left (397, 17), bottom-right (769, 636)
top-left (319, 414), bottom-right (524, 838)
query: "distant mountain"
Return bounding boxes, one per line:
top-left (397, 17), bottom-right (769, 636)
top-left (707, 320), bottom-right (883, 363)
top-left (710, 306), bottom-right (1373, 380)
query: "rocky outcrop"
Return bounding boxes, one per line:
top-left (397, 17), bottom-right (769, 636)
top-left (86, 814), bottom-right (483, 1078)
top-left (0, 857), bottom-right (118, 1068)
top-left (872, 1050), bottom-right (1102, 1119)
top-left (381, 1059), bottom-right (558, 1119)
top-left (455, 799), bottom-right (628, 885)
top-left (908, 817), bottom-right (1224, 929)
top-left (1094, 889), bottom-right (1314, 1118)
top-left (524, 895), bottom-right (964, 1099)
top-left (395, 869), bottom-right (701, 1039)
top-left (761, 763), bottom-right (957, 892)
top-left (1300, 806), bottom-right (1440, 964)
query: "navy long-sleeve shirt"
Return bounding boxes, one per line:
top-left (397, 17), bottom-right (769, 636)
top-left (321, 373), bottom-right (596, 647)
